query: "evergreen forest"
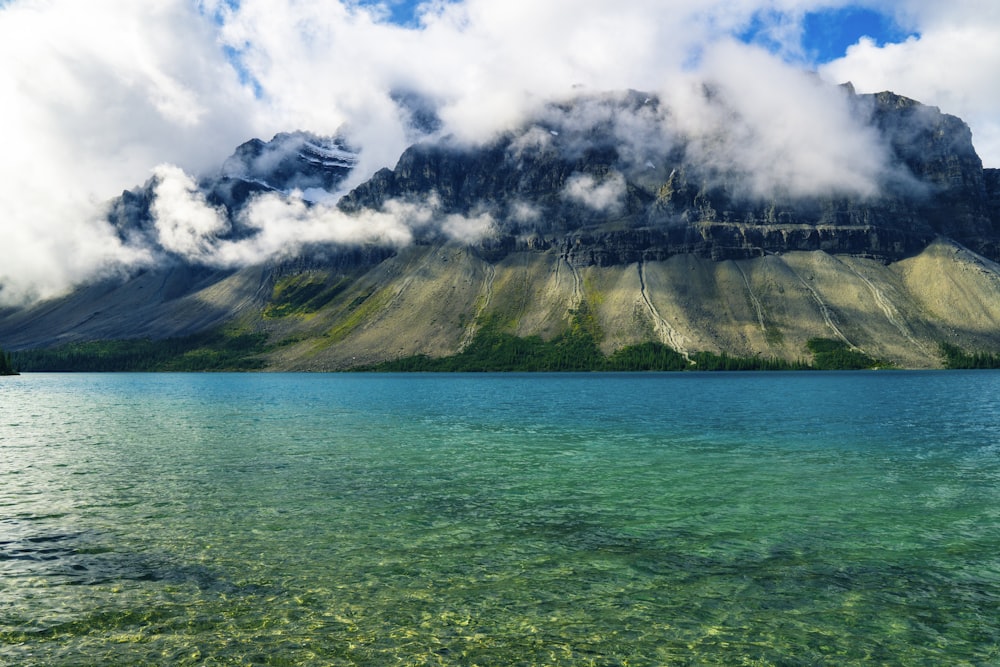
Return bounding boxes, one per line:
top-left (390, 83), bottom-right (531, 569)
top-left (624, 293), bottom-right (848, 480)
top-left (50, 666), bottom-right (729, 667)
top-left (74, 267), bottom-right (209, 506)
top-left (0, 346), bottom-right (17, 375)
top-left (13, 325), bottom-right (1000, 374)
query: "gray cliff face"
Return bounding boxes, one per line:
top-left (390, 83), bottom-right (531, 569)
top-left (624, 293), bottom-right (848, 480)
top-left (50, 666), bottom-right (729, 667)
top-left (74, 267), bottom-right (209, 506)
top-left (865, 92), bottom-right (996, 246)
top-left (340, 89), bottom-right (999, 264)
top-left (986, 168), bottom-right (1000, 232)
top-left (219, 131), bottom-right (357, 194)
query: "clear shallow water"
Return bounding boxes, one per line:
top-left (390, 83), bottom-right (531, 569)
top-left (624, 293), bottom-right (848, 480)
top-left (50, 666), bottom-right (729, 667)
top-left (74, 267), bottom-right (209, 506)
top-left (1, 371), bottom-right (998, 665)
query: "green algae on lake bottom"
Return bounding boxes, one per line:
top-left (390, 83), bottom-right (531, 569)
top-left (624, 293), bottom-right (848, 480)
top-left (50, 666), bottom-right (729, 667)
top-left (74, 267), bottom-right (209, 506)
top-left (2, 371), bottom-right (999, 664)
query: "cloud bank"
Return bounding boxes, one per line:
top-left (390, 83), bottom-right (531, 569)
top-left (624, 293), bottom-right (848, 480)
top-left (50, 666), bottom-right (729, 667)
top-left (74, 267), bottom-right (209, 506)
top-left (1, 0), bottom-right (997, 304)
top-left (145, 166), bottom-right (492, 268)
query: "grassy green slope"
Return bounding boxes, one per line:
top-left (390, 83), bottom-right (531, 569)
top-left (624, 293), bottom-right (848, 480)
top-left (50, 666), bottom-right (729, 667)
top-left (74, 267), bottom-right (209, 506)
top-left (11, 239), bottom-right (1000, 371)
top-left (256, 239), bottom-right (1000, 370)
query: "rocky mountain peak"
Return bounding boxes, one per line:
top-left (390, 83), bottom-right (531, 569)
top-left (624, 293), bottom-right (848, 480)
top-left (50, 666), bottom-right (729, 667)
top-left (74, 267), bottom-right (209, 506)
top-left (105, 86), bottom-right (999, 272)
top-left (6, 89), bottom-right (1000, 369)
top-left (221, 131), bottom-right (358, 196)
top-left (339, 87), bottom-right (999, 264)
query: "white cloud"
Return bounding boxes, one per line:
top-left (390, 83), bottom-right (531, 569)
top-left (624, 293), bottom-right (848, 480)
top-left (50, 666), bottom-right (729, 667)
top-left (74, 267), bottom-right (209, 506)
top-left (674, 40), bottom-right (895, 199)
top-left (151, 164), bottom-right (230, 261)
top-left (562, 172), bottom-right (627, 214)
top-left (146, 183), bottom-right (421, 268)
top-left (226, 192), bottom-right (418, 265)
top-left (142, 161), bottom-right (497, 266)
top-left (0, 0), bottom-right (259, 303)
top-left (441, 212), bottom-right (495, 244)
top-left (817, 1), bottom-right (1000, 166)
top-left (2, 0), bottom-right (998, 304)
top-left (144, 167), bottom-right (473, 268)
top-left (510, 201), bottom-right (542, 223)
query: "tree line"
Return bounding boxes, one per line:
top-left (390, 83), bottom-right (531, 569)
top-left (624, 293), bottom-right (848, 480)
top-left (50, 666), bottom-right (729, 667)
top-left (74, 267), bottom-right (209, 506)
top-left (10, 331), bottom-right (269, 372)
top-left (10, 327), bottom-right (999, 374)
top-left (939, 342), bottom-right (1000, 369)
top-left (364, 323), bottom-right (815, 373)
top-left (0, 346), bottom-right (17, 375)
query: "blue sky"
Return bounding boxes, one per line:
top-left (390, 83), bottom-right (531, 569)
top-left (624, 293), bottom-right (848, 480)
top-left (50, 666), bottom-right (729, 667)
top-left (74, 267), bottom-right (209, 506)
top-left (800, 6), bottom-right (918, 61)
top-left (359, 1), bottom-right (918, 65)
top-left (357, 0), bottom-right (430, 26)
top-left (739, 5), bottom-right (919, 63)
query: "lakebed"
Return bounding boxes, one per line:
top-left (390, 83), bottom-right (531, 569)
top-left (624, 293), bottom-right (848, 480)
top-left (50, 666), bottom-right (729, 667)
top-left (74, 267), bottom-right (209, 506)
top-left (2, 371), bottom-right (998, 664)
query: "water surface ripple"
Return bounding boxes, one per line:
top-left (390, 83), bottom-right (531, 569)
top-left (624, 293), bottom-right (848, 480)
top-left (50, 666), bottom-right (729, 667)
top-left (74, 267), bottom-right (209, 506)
top-left (1, 372), bottom-right (998, 665)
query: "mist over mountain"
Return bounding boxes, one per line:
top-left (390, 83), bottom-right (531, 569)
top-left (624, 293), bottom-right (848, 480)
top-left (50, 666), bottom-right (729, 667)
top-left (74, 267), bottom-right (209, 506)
top-left (106, 132), bottom-right (360, 254)
top-left (3, 84), bottom-right (1000, 369)
top-left (340, 86), bottom-right (999, 263)
top-left (106, 83), bottom-right (1000, 270)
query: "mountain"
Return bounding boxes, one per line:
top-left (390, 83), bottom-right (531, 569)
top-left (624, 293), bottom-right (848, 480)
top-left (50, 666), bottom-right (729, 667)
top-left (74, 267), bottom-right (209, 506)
top-left (3, 87), bottom-right (1000, 370)
top-left (341, 88), bottom-right (999, 262)
top-left (106, 131), bottom-right (359, 247)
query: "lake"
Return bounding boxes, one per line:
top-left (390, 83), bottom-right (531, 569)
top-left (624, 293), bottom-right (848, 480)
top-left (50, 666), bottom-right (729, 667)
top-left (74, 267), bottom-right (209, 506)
top-left (2, 371), bottom-right (999, 665)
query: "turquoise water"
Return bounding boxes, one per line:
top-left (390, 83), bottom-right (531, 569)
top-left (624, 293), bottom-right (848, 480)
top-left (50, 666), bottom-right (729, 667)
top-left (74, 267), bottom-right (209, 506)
top-left (1, 372), bottom-right (999, 665)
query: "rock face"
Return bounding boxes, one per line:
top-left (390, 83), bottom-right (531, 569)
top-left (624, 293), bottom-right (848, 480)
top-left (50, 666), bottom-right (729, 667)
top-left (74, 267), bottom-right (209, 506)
top-left (107, 87), bottom-right (999, 269)
top-left (986, 168), bottom-right (1000, 228)
top-left (341, 89), bottom-right (999, 263)
top-left (220, 131), bottom-right (357, 195)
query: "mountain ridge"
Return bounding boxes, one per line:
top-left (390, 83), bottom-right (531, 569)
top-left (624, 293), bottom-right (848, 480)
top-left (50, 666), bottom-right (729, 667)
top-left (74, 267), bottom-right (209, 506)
top-left (340, 88), bottom-right (998, 263)
top-left (3, 86), bottom-right (1000, 370)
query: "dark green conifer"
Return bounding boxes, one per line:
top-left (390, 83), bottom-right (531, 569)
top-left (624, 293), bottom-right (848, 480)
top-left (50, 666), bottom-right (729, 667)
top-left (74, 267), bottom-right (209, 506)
top-left (0, 346), bottom-right (18, 376)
